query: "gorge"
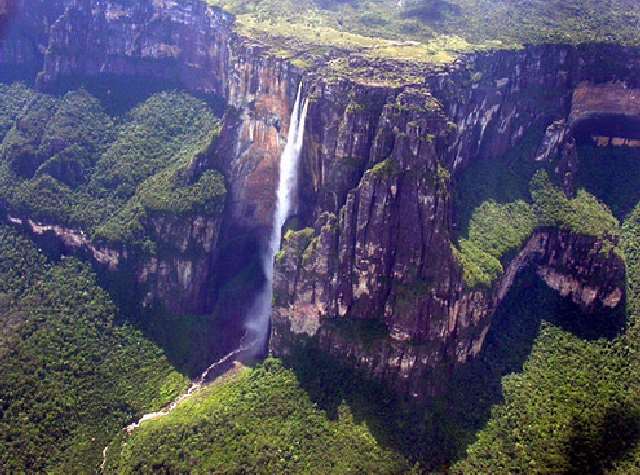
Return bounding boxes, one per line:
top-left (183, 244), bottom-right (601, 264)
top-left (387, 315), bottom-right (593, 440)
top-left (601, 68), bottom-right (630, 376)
top-left (1, 0), bottom-right (640, 472)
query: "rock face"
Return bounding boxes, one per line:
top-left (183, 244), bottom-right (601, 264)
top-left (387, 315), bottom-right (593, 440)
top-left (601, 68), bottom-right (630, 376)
top-left (271, 46), bottom-right (637, 399)
top-left (134, 212), bottom-right (223, 315)
top-left (273, 230), bottom-right (623, 398)
top-left (1, 0), bottom-right (637, 398)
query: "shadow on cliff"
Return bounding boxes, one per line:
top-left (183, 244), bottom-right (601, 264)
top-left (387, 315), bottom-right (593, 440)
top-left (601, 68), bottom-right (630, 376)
top-left (113, 243), bottom-right (265, 380)
top-left (282, 268), bottom-right (627, 470)
top-left (40, 74), bottom-right (226, 116)
top-left (13, 212), bottom-right (264, 380)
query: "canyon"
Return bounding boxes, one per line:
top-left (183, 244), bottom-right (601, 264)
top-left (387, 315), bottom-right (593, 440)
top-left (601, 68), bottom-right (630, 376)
top-left (1, 0), bottom-right (637, 400)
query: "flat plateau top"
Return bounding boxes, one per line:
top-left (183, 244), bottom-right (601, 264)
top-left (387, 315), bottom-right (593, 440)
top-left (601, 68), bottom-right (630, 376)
top-left (207, 0), bottom-right (640, 72)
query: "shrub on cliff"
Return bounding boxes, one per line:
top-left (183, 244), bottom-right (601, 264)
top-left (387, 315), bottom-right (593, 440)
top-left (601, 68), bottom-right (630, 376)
top-left (453, 200), bottom-right (536, 287)
top-left (530, 169), bottom-right (619, 239)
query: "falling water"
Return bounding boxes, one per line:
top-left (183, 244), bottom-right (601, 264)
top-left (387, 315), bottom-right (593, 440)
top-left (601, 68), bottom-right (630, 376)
top-left (100, 82), bottom-right (309, 471)
top-left (244, 82), bottom-right (309, 353)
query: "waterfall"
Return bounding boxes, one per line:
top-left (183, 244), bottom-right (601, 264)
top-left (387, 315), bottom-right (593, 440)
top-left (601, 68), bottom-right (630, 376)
top-left (244, 82), bottom-right (309, 353)
top-left (101, 84), bottom-right (309, 469)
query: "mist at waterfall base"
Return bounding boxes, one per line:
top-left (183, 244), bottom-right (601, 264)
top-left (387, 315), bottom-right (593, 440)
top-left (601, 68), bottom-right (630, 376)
top-left (243, 84), bottom-right (309, 356)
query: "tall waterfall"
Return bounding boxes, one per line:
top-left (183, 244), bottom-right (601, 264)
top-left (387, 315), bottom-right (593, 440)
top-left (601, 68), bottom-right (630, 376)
top-left (245, 83), bottom-right (309, 353)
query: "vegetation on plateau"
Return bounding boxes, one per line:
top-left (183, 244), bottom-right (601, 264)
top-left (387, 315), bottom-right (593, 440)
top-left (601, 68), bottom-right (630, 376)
top-left (453, 200), bottom-right (536, 288)
top-left (451, 200), bottom-right (640, 474)
top-left (207, 0), bottom-right (640, 74)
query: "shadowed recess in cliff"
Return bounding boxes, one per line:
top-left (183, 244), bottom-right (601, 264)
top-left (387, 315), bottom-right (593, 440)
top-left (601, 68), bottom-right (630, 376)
top-left (278, 268), bottom-right (626, 470)
top-left (244, 83), bottom-right (309, 355)
top-left (575, 143), bottom-right (640, 220)
top-left (40, 75), bottom-right (227, 117)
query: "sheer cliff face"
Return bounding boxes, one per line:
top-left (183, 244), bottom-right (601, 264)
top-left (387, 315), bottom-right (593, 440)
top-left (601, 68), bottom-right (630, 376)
top-left (271, 46), bottom-right (636, 399)
top-left (0, 0), bottom-right (635, 398)
top-left (0, 0), bottom-right (232, 93)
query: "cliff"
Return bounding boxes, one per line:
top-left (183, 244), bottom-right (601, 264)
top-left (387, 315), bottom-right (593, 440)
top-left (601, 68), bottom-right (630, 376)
top-left (271, 45), bottom-right (637, 399)
top-left (1, 0), bottom-right (637, 399)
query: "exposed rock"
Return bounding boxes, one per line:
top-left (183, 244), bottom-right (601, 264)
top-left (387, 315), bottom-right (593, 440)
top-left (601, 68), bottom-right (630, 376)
top-left (570, 81), bottom-right (640, 126)
top-left (271, 45), bottom-right (637, 400)
top-left (7, 207), bottom-right (224, 315)
top-left (7, 215), bottom-right (121, 269)
top-left (135, 211), bottom-right (224, 314)
top-left (535, 120), bottom-right (567, 162)
top-left (273, 220), bottom-right (625, 399)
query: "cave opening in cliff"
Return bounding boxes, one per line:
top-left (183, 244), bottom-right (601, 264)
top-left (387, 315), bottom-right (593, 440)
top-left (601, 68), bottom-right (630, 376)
top-left (573, 114), bottom-right (640, 219)
top-left (572, 113), bottom-right (640, 148)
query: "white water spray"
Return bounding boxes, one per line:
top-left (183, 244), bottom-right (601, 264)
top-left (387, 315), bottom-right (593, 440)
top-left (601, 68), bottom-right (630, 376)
top-left (245, 82), bottom-right (309, 351)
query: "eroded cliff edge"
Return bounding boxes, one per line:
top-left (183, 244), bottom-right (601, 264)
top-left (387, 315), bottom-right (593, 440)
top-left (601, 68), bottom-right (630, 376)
top-left (0, 0), bottom-right (637, 399)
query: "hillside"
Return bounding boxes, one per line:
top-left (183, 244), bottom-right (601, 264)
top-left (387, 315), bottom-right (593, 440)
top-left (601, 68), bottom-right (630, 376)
top-left (0, 227), bottom-right (189, 472)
